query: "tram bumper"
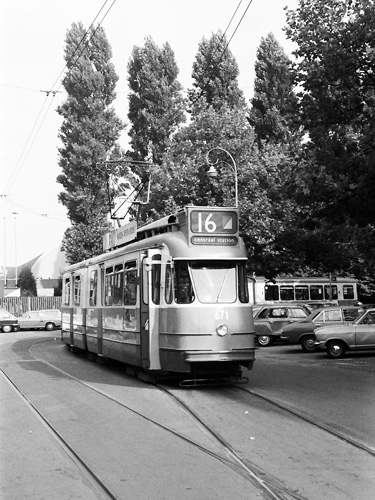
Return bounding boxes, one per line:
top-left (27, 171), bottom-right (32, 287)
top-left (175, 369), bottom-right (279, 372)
top-left (185, 349), bottom-right (255, 369)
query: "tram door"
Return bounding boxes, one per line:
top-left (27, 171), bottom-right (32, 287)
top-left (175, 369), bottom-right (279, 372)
top-left (141, 249), bottom-right (163, 370)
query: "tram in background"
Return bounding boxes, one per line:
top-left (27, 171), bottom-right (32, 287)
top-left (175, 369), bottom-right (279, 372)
top-left (61, 206), bottom-right (255, 383)
top-left (248, 276), bottom-right (359, 307)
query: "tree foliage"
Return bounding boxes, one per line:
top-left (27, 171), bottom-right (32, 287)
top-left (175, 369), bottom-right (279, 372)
top-left (18, 267), bottom-right (37, 297)
top-left (189, 31), bottom-right (246, 114)
top-left (248, 32), bottom-right (300, 145)
top-left (57, 22), bottom-right (124, 263)
top-left (127, 37), bottom-right (185, 168)
top-left (148, 104), bottom-right (253, 218)
top-left (56, 7), bottom-right (375, 295)
top-left (284, 0), bottom-right (375, 290)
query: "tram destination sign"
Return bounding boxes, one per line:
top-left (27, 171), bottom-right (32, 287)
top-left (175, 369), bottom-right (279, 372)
top-left (103, 220), bottom-right (137, 251)
top-left (189, 209), bottom-right (238, 246)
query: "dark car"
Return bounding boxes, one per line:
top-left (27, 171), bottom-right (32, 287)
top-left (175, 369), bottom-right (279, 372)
top-left (280, 306), bottom-right (364, 352)
top-left (0, 309), bottom-right (19, 333)
top-left (315, 308), bottom-right (375, 358)
top-left (18, 309), bottom-right (61, 331)
top-left (253, 305), bottom-right (309, 346)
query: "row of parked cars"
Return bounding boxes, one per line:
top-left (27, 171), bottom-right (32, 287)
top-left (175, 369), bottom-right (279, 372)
top-left (2, 304), bottom-right (374, 360)
top-left (0, 309), bottom-right (61, 333)
top-left (253, 303), bottom-right (375, 359)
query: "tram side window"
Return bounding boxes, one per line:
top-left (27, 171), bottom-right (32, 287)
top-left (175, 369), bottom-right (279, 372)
top-left (165, 263), bottom-right (173, 304)
top-left (310, 285), bottom-right (323, 300)
top-left (105, 267), bottom-right (114, 306)
top-left (295, 286), bottom-right (309, 301)
top-left (265, 284), bottom-right (279, 301)
top-left (324, 285), bottom-right (338, 300)
top-left (114, 264), bottom-right (124, 305)
top-left (74, 276), bottom-right (81, 306)
top-left (151, 255), bottom-right (161, 305)
top-left (174, 261), bottom-right (195, 304)
top-left (64, 277), bottom-right (71, 306)
top-left (343, 285), bottom-right (354, 299)
top-left (124, 261), bottom-right (137, 306)
top-left (89, 270), bottom-right (97, 306)
top-left (238, 263), bottom-right (249, 303)
top-left (280, 286), bottom-right (294, 301)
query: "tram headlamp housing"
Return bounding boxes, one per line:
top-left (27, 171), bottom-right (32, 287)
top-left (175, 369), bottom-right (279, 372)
top-left (216, 324), bottom-right (228, 336)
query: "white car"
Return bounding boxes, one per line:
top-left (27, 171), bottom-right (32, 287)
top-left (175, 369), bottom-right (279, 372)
top-left (18, 310), bottom-right (62, 331)
top-left (314, 308), bottom-right (375, 358)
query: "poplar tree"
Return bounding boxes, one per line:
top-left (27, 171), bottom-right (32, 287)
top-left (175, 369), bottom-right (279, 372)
top-left (57, 22), bottom-right (124, 264)
top-left (127, 37), bottom-right (185, 167)
top-left (248, 32), bottom-right (300, 145)
top-left (189, 30), bottom-right (246, 114)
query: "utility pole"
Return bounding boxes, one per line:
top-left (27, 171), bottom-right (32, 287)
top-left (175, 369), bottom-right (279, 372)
top-left (3, 217), bottom-right (6, 287)
top-left (12, 213), bottom-right (18, 287)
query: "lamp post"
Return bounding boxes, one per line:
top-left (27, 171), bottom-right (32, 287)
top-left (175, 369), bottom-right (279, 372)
top-left (206, 147), bottom-right (238, 208)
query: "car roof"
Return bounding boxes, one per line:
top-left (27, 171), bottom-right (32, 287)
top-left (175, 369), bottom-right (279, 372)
top-left (27, 309), bottom-right (61, 313)
top-left (256, 304), bottom-right (308, 310)
top-left (305, 305), bottom-right (364, 320)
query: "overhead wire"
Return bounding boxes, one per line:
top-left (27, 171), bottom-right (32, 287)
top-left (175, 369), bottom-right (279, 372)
top-left (155, 0), bottom-right (253, 137)
top-left (3, 0), bottom-right (251, 218)
top-left (0, 83), bottom-right (42, 93)
top-left (50, 0), bottom-right (117, 94)
top-left (2, 0), bottom-right (117, 208)
top-left (112, 0), bottom-right (253, 215)
top-left (2, 95), bottom-right (56, 196)
top-left (0, 197), bottom-right (67, 222)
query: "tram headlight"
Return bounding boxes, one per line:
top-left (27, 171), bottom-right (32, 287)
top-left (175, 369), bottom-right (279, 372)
top-left (216, 324), bottom-right (228, 336)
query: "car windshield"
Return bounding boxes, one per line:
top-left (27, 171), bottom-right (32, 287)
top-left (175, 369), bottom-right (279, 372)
top-left (0, 310), bottom-right (16, 319)
top-left (359, 310), bottom-right (375, 324)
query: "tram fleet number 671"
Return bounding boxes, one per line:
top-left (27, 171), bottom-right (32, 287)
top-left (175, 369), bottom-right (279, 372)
top-left (61, 206), bottom-right (256, 383)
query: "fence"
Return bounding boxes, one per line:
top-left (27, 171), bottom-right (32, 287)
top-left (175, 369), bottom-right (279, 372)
top-left (0, 297), bottom-right (62, 317)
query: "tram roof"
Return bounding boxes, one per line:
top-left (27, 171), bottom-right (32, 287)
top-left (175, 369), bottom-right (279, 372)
top-left (63, 206), bottom-right (248, 273)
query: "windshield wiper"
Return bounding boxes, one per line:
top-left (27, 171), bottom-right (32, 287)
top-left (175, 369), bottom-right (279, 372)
top-left (216, 269), bottom-right (229, 303)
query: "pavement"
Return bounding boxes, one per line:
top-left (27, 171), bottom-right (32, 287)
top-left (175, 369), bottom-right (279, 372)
top-left (0, 331), bottom-right (109, 500)
top-left (0, 331), bottom-right (267, 500)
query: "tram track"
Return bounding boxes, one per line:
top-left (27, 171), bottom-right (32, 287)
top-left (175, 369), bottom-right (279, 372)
top-left (3, 338), bottom-right (374, 500)
top-left (157, 384), bottom-right (308, 500)
top-left (20, 339), bottom-right (298, 500)
top-left (232, 384), bottom-right (375, 458)
top-left (1, 368), bottom-right (117, 500)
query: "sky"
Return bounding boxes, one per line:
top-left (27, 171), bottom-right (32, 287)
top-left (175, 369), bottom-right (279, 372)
top-left (0, 0), bottom-right (299, 269)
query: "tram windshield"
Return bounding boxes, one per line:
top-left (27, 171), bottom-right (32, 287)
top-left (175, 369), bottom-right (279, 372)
top-left (190, 261), bottom-right (237, 303)
top-left (173, 260), bottom-right (248, 304)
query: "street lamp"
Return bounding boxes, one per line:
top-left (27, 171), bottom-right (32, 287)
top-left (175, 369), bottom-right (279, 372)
top-left (206, 147), bottom-right (238, 208)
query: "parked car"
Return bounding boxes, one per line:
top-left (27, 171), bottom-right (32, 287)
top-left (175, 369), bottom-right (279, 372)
top-left (18, 310), bottom-right (61, 331)
top-left (0, 309), bottom-right (19, 333)
top-left (314, 308), bottom-right (375, 358)
top-left (280, 306), bottom-right (364, 352)
top-left (305, 301), bottom-right (338, 310)
top-left (253, 304), bottom-right (309, 346)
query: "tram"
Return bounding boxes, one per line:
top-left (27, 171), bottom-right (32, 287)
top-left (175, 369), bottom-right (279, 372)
top-left (61, 206), bottom-right (255, 382)
top-left (248, 276), bottom-right (359, 306)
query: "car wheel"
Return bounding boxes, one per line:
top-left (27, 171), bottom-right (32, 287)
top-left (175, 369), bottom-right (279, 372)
top-left (257, 335), bottom-right (273, 347)
top-left (301, 335), bottom-right (317, 353)
top-left (2, 325), bottom-right (12, 333)
top-left (326, 340), bottom-right (346, 359)
top-left (45, 322), bottom-right (55, 331)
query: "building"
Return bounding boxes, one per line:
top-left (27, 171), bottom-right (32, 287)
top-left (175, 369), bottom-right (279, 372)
top-left (0, 246), bottom-right (68, 298)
